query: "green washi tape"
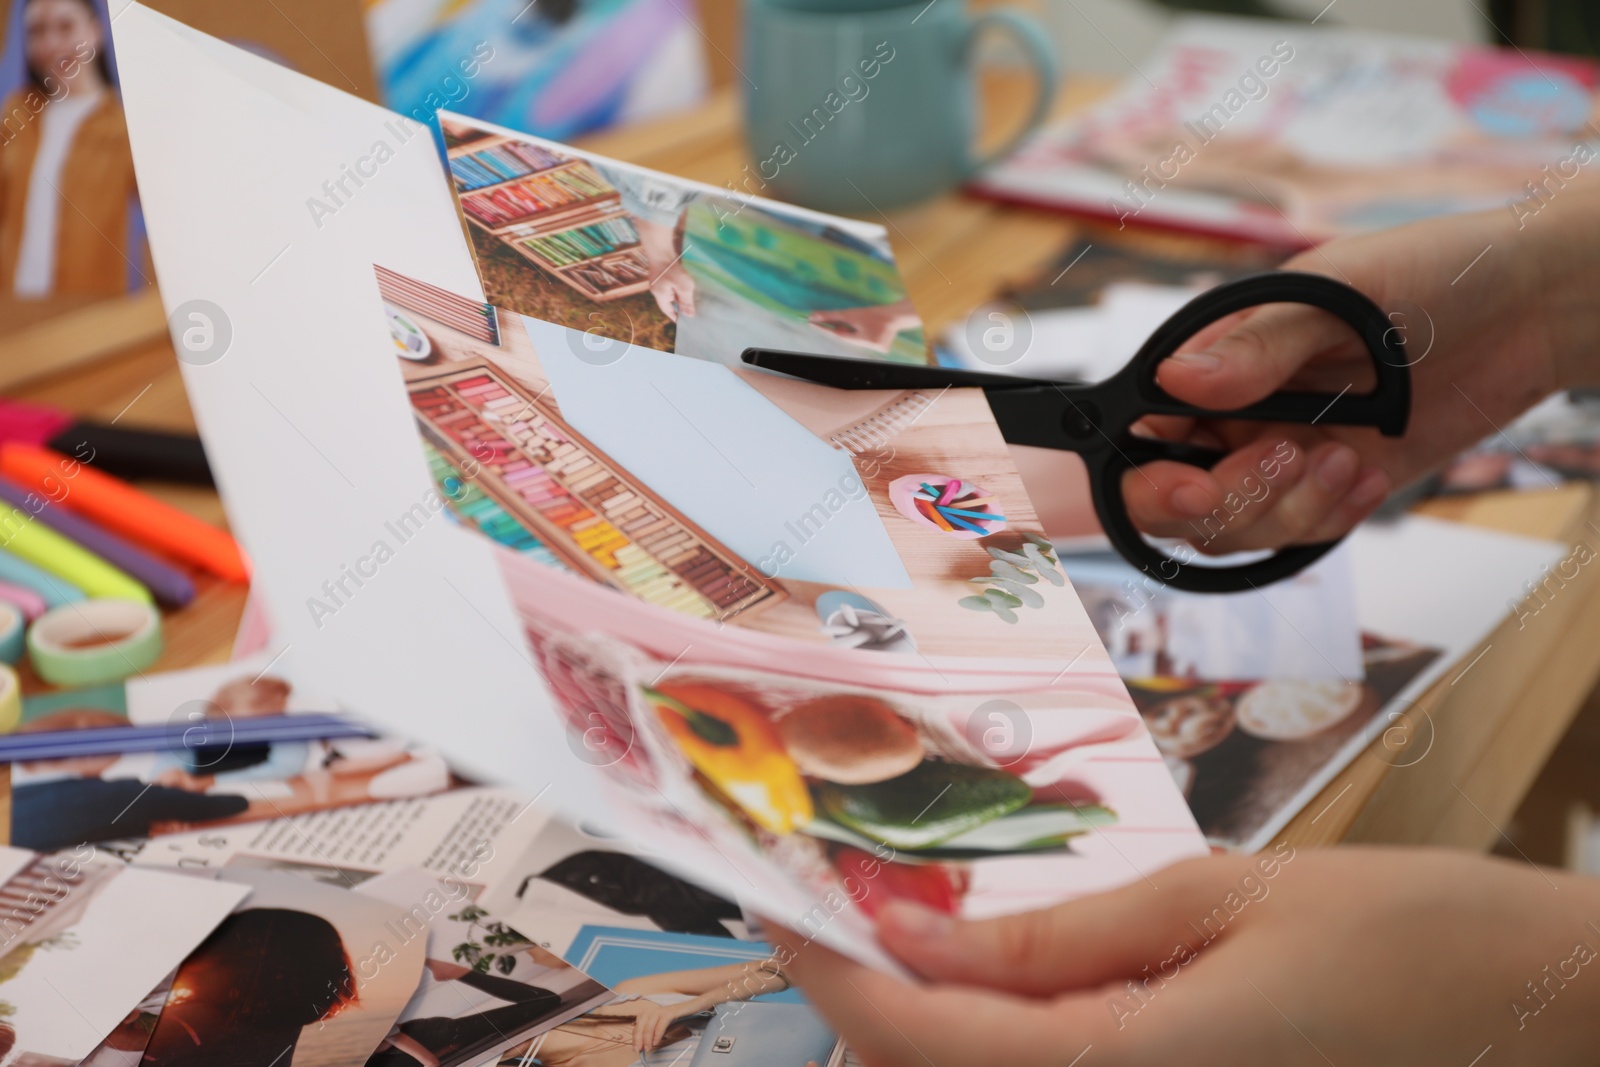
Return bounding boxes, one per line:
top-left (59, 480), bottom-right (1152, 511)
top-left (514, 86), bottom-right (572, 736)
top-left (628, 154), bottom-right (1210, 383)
top-left (27, 599), bottom-right (163, 687)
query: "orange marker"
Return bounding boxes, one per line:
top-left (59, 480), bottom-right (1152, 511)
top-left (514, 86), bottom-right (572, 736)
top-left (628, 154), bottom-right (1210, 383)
top-left (0, 443), bottom-right (249, 582)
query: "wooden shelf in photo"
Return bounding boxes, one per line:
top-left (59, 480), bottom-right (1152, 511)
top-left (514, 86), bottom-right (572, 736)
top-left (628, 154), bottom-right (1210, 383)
top-left (445, 136), bottom-right (646, 303)
top-left (558, 250), bottom-right (653, 300)
top-left (455, 157), bottom-right (588, 197)
top-left (444, 130), bottom-right (517, 158)
top-left (497, 204), bottom-right (647, 303)
top-left (474, 194), bottom-right (619, 237)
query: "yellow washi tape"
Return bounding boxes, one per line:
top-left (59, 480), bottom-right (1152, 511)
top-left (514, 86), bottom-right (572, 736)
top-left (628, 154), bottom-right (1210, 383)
top-left (0, 664), bottom-right (20, 734)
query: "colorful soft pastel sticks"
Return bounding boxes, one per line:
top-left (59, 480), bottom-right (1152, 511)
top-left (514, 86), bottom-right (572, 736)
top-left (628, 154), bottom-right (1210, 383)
top-left (0, 506), bottom-right (151, 603)
top-left (0, 443), bottom-right (248, 582)
top-left (0, 476), bottom-right (194, 606)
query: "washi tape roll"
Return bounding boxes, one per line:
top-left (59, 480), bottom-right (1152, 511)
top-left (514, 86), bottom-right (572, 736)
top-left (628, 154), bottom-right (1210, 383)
top-left (0, 579), bottom-right (47, 620)
top-left (27, 599), bottom-right (163, 687)
top-left (0, 602), bottom-right (22, 664)
top-left (0, 664), bottom-right (19, 734)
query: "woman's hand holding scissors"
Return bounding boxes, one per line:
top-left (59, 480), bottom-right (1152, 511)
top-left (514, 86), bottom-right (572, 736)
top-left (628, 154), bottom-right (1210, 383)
top-left (1126, 185), bottom-right (1600, 555)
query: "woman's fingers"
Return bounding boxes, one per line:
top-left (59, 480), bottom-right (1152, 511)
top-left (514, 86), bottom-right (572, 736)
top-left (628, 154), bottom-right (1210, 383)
top-left (1122, 437), bottom-right (1307, 544)
top-left (770, 929), bottom-right (1112, 1067)
top-left (1191, 441), bottom-right (1359, 552)
top-left (1124, 433), bottom-right (1390, 551)
top-left (1155, 300), bottom-right (1356, 411)
top-left (874, 854), bottom-right (1258, 997)
top-left (1303, 466), bottom-right (1391, 543)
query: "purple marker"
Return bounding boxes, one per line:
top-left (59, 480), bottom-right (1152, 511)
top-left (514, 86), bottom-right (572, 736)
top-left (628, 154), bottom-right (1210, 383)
top-left (0, 475), bottom-right (195, 607)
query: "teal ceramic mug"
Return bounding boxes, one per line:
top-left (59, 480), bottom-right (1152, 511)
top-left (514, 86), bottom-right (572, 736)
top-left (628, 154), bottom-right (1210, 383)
top-left (740, 0), bottom-right (1058, 213)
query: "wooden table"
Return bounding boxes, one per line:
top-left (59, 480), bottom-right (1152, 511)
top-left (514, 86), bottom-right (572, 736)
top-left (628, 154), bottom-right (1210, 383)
top-left (5, 74), bottom-right (1597, 854)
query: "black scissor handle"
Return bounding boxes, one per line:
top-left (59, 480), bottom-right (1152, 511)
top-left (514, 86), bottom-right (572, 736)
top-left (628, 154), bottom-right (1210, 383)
top-left (1125, 271), bottom-right (1410, 436)
top-left (1088, 271), bottom-right (1408, 594)
top-left (1088, 436), bottom-right (1341, 595)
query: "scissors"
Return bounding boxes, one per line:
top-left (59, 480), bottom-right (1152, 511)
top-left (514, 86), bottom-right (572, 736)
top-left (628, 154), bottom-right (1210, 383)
top-left (741, 271), bottom-right (1410, 594)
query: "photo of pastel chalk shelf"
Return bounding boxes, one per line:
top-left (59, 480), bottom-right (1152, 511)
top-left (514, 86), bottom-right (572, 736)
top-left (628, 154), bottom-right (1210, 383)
top-left (375, 265), bottom-right (1107, 661)
top-left (437, 112), bottom-right (934, 368)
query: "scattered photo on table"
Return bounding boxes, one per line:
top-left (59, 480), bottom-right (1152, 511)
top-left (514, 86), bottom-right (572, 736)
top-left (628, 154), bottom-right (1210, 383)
top-left (368, 0), bottom-right (707, 141)
top-left (975, 17), bottom-right (1600, 244)
top-left (0, 845), bottom-right (246, 1064)
top-left (1065, 548), bottom-right (1363, 682)
top-left (128, 786), bottom-right (562, 912)
top-left (4, 650), bottom-right (440, 860)
top-left (491, 924), bottom-right (841, 1067)
top-left (356, 867), bottom-right (611, 1067)
top-left (1438, 391), bottom-right (1600, 494)
top-left (482, 816), bottom-right (751, 953)
top-left (9, 703), bottom-right (460, 857)
top-left (16, 650), bottom-right (339, 730)
top-left (142, 869), bottom-right (426, 1067)
top-left (1123, 633), bottom-right (1440, 847)
top-left (436, 113), bottom-right (931, 366)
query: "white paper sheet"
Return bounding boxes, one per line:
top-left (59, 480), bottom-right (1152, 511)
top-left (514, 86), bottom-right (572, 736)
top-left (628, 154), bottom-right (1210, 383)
top-left (111, 2), bottom-right (606, 816)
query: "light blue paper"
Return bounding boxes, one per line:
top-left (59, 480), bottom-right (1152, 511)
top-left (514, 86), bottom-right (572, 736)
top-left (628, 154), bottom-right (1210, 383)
top-left (525, 316), bottom-right (911, 589)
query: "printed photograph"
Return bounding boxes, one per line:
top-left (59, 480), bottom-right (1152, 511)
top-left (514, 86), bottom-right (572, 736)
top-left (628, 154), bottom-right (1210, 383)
top-left (357, 867), bottom-right (612, 1067)
top-left (498, 557), bottom-right (1204, 954)
top-left (368, 0), bottom-right (707, 142)
top-left (983, 19), bottom-right (1600, 241)
top-left (142, 869), bottom-right (427, 1067)
top-left (1121, 638), bottom-right (1440, 847)
top-left (0, 0), bottom-right (373, 356)
top-left (0, 846), bottom-right (246, 1064)
top-left (1437, 391), bottom-right (1600, 494)
top-left (484, 816), bottom-right (751, 953)
top-left (493, 924), bottom-right (841, 1067)
top-left (0, 0), bottom-right (143, 307)
top-left (437, 114), bottom-right (931, 366)
top-left (376, 267), bottom-right (1101, 662)
top-left (8, 670), bottom-right (458, 851)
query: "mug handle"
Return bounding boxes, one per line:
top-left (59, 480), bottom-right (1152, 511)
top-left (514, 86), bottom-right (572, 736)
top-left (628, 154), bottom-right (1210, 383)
top-left (963, 9), bottom-right (1059, 175)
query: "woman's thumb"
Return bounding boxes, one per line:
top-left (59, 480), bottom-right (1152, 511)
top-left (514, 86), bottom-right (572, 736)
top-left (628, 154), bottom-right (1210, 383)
top-left (875, 855), bottom-right (1249, 997)
top-left (1156, 296), bottom-right (1348, 412)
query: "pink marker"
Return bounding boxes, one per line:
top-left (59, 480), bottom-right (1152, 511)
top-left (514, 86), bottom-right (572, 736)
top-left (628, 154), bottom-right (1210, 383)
top-left (0, 580), bottom-right (47, 620)
top-left (937, 479), bottom-right (961, 507)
